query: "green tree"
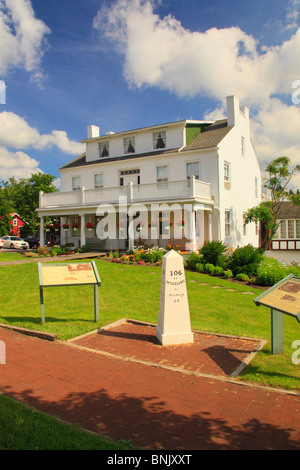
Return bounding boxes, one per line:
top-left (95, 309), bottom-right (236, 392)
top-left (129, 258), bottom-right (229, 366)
top-left (245, 156), bottom-right (300, 250)
top-left (0, 189), bottom-right (12, 236)
top-left (1, 173), bottom-right (57, 234)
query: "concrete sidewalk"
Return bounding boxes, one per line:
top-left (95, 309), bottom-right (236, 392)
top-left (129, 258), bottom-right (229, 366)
top-left (0, 323), bottom-right (299, 450)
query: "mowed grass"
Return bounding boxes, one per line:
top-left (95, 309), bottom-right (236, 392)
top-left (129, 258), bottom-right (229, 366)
top-left (0, 258), bottom-right (300, 392)
top-left (0, 394), bottom-right (131, 450)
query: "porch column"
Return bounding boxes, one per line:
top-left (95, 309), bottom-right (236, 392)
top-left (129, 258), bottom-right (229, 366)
top-left (80, 214), bottom-right (86, 247)
top-left (40, 216), bottom-right (45, 247)
top-left (208, 211), bottom-right (212, 242)
top-left (188, 207), bottom-right (197, 251)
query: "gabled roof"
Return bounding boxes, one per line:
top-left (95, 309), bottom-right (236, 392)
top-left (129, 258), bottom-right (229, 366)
top-left (276, 201), bottom-right (300, 219)
top-left (181, 119), bottom-right (233, 152)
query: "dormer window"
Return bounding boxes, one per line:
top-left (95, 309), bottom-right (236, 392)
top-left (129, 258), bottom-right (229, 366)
top-left (153, 131), bottom-right (166, 150)
top-left (124, 137), bottom-right (135, 154)
top-left (99, 141), bottom-right (109, 158)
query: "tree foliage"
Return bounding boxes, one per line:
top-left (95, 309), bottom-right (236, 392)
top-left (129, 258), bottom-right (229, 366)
top-left (245, 157), bottom-right (300, 250)
top-left (1, 173), bottom-right (57, 234)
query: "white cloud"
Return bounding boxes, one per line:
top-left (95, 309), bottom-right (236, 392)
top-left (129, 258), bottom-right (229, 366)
top-left (94, 0), bottom-right (300, 181)
top-left (0, 111), bottom-right (84, 155)
top-left (94, 0), bottom-right (300, 104)
top-left (0, 145), bottom-right (42, 180)
top-left (0, 112), bottom-right (85, 181)
top-left (0, 0), bottom-right (50, 83)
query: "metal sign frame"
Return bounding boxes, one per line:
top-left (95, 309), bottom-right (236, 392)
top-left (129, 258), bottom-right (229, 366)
top-left (38, 261), bottom-right (101, 324)
top-left (254, 274), bottom-right (300, 354)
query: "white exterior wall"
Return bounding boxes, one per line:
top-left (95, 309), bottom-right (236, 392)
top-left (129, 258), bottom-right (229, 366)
top-left (217, 96), bottom-right (261, 247)
top-left (61, 148), bottom-right (219, 192)
top-left (85, 123), bottom-right (185, 163)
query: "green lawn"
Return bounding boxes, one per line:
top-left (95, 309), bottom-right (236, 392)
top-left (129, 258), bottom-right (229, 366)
top-left (0, 257), bottom-right (299, 394)
top-left (0, 252), bottom-right (25, 262)
top-left (0, 394), bottom-right (131, 450)
top-left (1, 255), bottom-right (300, 450)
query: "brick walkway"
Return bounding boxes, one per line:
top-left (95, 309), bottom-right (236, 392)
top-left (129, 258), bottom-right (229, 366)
top-left (0, 323), bottom-right (300, 450)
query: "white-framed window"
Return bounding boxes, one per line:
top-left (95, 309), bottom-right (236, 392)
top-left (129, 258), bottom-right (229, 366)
top-left (94, 173), bottom-right (104, 189)
top-left (241, 136), bottom-right (245, 156)
top-left (186, 161), bottom-right (200, 180)
top-left (224, 162), bottom-right (230, 182)
top-left (99, 141), bottom-right (109, 158)
top-left (255, 177), bottom-right (259, 198)
top-left (225, 210), bottom-right (231, 236)
top-left (275, 219), bottom-right (300, 239)
top-left (297, 220), bottom-right (300, 238)
top-left (13, 218), bottom-right (18, 226)
top-left (156, 165), bottom-right (168, 189)
top-left (72, 176), bottom-right (81, 191)
top-left (153, 131), bottom-right (166, 150)
top-left (243, 212), bottom-right (247, 236)
top-left (124, 136), bottom-right (135, 154)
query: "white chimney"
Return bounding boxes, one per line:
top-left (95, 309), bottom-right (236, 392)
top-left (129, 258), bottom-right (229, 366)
top-left (226, 95), bottom-right (249, 127)
top-left (87, 125), bottom-right (100, 139)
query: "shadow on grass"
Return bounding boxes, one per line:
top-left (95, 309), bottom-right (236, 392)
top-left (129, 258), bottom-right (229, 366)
top-left (1, 384), bottom-right (299, 450)
top-left (1, 316), bottom-right (94, 325)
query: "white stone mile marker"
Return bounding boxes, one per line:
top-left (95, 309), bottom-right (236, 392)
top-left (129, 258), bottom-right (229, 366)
top-left (156, 250), bottom-right (194, 346)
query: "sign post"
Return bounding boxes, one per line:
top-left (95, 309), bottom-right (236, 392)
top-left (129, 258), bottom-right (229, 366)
top-left (38, 261), bottom-right (101, 323)
top-left (254, 274), bottom-right (300, 355)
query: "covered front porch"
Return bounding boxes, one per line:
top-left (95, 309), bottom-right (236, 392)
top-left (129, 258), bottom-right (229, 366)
top-left (38, 202), bottom-right (218, 252)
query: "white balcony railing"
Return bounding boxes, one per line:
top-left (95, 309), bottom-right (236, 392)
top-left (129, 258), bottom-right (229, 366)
top-left (39, 178), bottom-right (213, 209)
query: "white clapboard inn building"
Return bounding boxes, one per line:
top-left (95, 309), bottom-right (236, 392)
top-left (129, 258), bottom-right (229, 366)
top-left (37, 95), bottom-right (262, 251)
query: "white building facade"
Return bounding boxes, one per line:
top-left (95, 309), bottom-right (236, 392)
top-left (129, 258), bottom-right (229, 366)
top-left (38, 95), bottom-right (262, 251)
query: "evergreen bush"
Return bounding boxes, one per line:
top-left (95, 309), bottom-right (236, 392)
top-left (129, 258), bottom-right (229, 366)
top-left (200, 240), bottom-right (228, 267)
top-left (228, 244), bottom-right (264, 276)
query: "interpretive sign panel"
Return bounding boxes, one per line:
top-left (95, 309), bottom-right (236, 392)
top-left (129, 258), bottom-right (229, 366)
top-left (40, 262), bottom-right (100, 287)
top-left (254, 274), bottom-right (300, 321)
top-left (38, 261), bottom-right (101, 323)
top-left (254, 274), bottom-right (300, 354)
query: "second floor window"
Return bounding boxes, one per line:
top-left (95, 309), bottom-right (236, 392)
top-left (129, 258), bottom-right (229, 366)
top-left (72, 176), bottom-right (81, 191)
top-left (99, 141), bottom-right (109, 158)
top-left (94, 174), bottom-right (103, 189)
top-left (186, 161), bottom-right (200, 180)
top-left (157, 165), bottom-right (168, 189)
top-left (124, 137), bottom-right (135, 154)
top-left (224, 162), bottom-right (230, 182)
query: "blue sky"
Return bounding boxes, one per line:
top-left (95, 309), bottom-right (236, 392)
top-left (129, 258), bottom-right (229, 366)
top-left (1, 0), bottom-right (300, 187)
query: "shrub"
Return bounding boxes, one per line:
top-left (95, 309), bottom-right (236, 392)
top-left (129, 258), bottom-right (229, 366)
top-left (257, 258), bottom-right (300, 286)
top-left (228, 244), bottom-right (264, 276)
top-left (200, 240), bottom-right (228, 267)
top-left (195, 263), bottom-right (204, 273)
top-left (213, 266), bottom-right (224, 276)
top-left (186, 253), bottom-right (204, 271)
top-left (37, 246), bottom-right (50, 257)
top-left (224, 269), bottom-right (233, 279)
top-left (235, 273), bottom-right (250, 282)
top-left (204, 263), bottom-right (216, 275)
top-left (79, 245), bottom-right (91, 253)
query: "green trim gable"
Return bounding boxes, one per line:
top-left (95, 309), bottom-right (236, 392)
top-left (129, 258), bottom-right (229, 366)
top-left (185, 123), bottom-right (210, 145)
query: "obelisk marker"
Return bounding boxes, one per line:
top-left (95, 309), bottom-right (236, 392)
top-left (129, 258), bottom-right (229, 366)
top-left (156, 250), bottom-right (194, 346)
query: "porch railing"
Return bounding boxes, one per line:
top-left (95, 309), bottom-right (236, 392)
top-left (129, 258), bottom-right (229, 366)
top-left (39, 178), bottom-right (213, 209)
